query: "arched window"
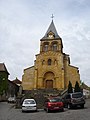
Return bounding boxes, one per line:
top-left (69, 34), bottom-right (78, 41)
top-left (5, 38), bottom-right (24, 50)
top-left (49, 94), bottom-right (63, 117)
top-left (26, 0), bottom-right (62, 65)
top-left (52, 44), bottom-right (57, 51)
top-left (48, 59), bottom-right (52, 65)
top-left (48, 31), bottom-right (54, 39)
top-left (44, 44), bottom-right (48, 51)
top-left (43, 42), bottom-right (49, 52)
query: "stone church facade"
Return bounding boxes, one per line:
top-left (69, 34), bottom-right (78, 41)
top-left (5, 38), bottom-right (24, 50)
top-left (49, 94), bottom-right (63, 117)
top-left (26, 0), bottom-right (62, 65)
top-left (22, 20), bottom-right (80, 90)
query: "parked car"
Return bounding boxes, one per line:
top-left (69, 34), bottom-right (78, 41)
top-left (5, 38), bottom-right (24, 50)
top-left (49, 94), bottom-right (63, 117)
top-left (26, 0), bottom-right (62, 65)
top-left (7, 97), bottom-right (16, 103)
top-left (44, 97), bottom-right (64, 113)
top-left (62, 92), bottom-right (85, 109)
top-left (22, 99), bottom-right (37, 112)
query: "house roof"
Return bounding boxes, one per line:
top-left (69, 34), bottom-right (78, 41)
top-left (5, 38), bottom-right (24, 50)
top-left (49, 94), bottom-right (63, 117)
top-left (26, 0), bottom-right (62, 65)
top-left (8, 79), bottom-right (19, 87)
top-left (80, 83), bottom-right (90, 90)
top-left (0, 63), bottom-right (10, 75)
top-left (41, 20), bottom-right (60, 40)
top-left (12, 77), bottom-right (22, 85)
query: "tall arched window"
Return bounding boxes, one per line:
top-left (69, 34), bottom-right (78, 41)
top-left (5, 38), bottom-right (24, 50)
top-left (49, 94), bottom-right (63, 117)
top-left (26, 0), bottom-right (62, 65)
top-left (48, 59), bottom-right (52, 65)
top-left (52, 44), bottom-right (57, 51)
top-left (44, 44), bottom-right (48, 51)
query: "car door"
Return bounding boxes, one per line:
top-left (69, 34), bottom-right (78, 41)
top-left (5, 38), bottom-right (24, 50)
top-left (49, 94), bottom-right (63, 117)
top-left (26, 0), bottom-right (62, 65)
top-left (63, 94), bottom-right (71, 107)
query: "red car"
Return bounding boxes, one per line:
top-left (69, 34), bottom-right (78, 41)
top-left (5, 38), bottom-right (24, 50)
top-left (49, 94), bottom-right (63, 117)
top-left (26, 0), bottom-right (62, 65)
top-left (44, 97), bottom-right (64, 113)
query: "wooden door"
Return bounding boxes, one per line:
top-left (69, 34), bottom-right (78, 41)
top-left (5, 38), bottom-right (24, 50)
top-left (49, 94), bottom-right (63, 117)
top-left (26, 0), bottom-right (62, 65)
top-left (46, 80), bottom-right (53, 88)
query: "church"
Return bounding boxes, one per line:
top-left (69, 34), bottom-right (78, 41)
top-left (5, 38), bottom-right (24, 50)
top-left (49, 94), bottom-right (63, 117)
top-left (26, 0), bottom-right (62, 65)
top-left (22, 20), bottom-right (80, 90)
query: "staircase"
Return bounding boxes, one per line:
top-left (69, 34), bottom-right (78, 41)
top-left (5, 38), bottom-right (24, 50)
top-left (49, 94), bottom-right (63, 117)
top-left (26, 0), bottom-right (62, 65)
top-left (21, 89), bottom-right (64, 108)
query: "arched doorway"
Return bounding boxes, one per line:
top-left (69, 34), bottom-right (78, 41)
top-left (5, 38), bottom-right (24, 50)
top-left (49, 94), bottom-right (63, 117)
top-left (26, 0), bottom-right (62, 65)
top-left (43, 72), bottom-right (55, 89)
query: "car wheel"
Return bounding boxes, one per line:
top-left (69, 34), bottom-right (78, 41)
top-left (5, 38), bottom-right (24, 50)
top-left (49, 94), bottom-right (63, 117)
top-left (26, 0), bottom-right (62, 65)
top-left (61, 108), bottom-right (64, 112)
top-left (22, 110), bottom-right (24, 113)
top-left (35, 109), bottom-right (38, 112)
top-left (46, 108), bottom-right (50, 113)
top-left (67, 104), bottom-right (71, 109)
top-left (81, 104), bottom-right (84, 108)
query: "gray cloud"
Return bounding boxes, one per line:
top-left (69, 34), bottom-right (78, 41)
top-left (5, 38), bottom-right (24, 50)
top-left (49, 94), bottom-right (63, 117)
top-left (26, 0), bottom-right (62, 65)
top-left (0, 0), bottom-right (90, 86)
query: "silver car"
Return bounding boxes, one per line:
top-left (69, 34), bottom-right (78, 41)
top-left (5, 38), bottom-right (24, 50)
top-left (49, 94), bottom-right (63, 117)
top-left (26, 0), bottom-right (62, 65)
top-left (7, 97), bottom-right (16, 103)
top-left (22, 99), bottom-right (37, 112)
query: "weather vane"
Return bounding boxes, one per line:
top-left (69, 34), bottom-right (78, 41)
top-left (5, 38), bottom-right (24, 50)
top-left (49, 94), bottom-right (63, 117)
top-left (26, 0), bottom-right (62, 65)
top-left (51, 14), bottom-right (54, 20)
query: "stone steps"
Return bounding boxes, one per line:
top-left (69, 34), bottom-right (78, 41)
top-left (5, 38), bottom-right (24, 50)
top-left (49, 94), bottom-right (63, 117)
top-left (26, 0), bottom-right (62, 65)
top-left (21, 89), bottom-right (64, 108)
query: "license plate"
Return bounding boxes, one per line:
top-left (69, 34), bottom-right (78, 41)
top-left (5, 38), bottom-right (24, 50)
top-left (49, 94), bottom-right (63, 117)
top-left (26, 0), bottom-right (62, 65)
top-left (27, 107), bottom-right (32, 109)
top-left (54, 107), bottom-right (59, 109)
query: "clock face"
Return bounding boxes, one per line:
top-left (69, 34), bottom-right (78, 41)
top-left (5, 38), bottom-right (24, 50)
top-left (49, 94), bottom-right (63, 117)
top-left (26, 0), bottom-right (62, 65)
top-left (49, 34), bottom-right (53, 38)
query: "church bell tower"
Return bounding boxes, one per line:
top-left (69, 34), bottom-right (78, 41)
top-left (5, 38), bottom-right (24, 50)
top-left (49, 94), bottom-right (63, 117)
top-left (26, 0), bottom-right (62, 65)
top-left (22, 18), bottom-right (80, 91)
top-left (34, 20), bottom-right (65, 89)
top-left (40, 20), bottom-right (63, 54)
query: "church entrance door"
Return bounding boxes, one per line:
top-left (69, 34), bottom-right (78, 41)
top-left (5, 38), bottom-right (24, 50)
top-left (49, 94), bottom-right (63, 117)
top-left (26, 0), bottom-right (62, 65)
top-left (46, 80), bottom-right (53, 88)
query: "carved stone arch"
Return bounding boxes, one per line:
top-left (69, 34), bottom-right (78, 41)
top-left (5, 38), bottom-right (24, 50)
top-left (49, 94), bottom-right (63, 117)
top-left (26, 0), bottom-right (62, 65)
top-left (51, 41), bottom-right (59, 51)
top-left (47, 58), bottom-right (52, 65)
top-left (43, 71), bottom-right (55, 88)
top-left (42, 69), bottom-right (56, 77)
top-left (42, 42), bottom-right (49, 52)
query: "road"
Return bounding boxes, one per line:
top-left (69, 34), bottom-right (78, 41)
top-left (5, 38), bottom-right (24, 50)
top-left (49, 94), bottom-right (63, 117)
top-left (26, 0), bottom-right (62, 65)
top-left (0, 99), bottom-right (90, 120)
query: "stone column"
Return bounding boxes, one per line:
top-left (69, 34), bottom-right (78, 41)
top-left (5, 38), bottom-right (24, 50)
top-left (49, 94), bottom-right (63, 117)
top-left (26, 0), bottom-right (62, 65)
top-left (55, 77), bottom-right (60, 89)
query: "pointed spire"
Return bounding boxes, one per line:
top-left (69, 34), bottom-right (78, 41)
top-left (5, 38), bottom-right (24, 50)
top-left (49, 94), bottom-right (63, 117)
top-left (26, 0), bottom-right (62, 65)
top-left (42, 20), bottom-right (60, 40)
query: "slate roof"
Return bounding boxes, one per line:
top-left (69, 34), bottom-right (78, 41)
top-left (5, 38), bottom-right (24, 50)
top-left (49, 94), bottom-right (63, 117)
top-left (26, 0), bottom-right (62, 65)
top-left (8, 80), bottom-right (19, 87)
top-left (42, 20), bottom-right (60, 39)
top-left (12, 77), bottom-right (22, 85)
top-left (0, 63), bottom-right (9, 75)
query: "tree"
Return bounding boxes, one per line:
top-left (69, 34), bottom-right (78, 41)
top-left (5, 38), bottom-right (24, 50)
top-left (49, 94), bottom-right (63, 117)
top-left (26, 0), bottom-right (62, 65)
top-left (74, 81), bottom-right (81, 92)
top-left (68, 81), bottom-right (73, 93)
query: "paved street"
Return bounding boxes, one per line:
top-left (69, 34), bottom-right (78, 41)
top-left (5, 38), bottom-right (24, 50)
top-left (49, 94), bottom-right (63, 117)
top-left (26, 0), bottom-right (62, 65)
top-left (0, 99), bottom-right (90, 120)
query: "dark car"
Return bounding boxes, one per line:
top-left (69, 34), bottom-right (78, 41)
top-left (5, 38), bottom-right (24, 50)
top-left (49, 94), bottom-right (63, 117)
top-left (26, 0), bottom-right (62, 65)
top-left (44, 97), bottom-right (64, 113)
top-left (62, 92), bottom-right (85, 109)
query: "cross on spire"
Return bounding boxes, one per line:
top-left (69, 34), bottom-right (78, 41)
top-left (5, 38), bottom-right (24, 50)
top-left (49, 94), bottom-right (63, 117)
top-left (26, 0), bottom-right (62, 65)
top-left (51, 14), bottom-right (54, 20)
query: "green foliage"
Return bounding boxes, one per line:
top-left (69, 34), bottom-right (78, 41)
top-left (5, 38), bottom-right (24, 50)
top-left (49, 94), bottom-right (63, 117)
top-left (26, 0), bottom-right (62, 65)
top-left (68, 81), bottom-right (73, 93)
top-left (80, 80), bottom-right (85, 86)
top-left (74, 81), bottom-right (81, 92)
top-left (0, 73), bottom-right (8, 95)
top-left (0, 88), bottom-right (3, 95)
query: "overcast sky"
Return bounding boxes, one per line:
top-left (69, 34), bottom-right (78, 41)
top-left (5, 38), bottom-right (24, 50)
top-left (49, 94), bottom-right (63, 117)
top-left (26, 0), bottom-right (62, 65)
top-left (0, 0), bottom-right (90, 86)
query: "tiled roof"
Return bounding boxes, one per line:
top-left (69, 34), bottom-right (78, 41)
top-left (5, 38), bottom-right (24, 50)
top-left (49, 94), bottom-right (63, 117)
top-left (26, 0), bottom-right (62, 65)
top-left (81, 83), bottom-right (90, 90)
top-left (12, 77), bottom-right (22, 85)
top-left (0, 63), bottom-right (9, 75)
top-left (8, 80), bottom-right (19, 87)
top-left (42, 20), bottom-right (60, 39)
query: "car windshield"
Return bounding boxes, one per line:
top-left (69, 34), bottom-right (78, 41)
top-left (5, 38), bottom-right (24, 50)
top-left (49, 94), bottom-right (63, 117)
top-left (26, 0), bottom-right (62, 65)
top-left (50, 98), bottom-right (61, 102)
top-left (24, 100), bottom-right (35, 104)
top-left (72, 93), bottom-right (83, 98)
